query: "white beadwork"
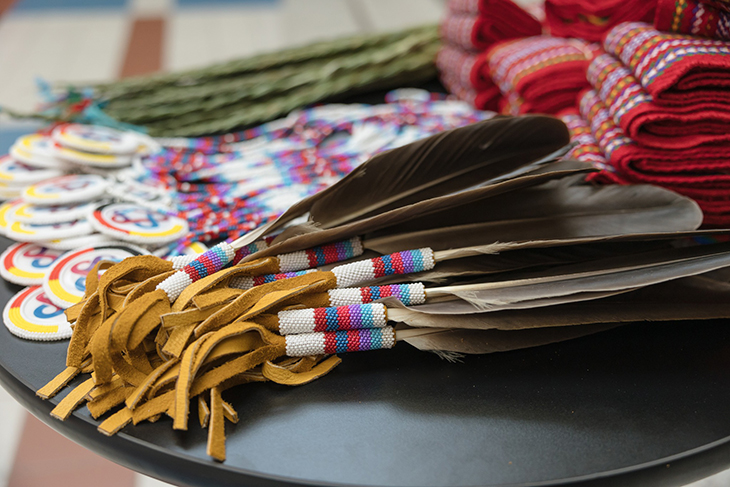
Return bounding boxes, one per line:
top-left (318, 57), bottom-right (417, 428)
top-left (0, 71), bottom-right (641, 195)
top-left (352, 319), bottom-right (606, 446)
top-left (157, 271), bottom-right (193, 302)
top-left (220, 242), bottom-right (236, 262)
top-left (229, 276), bottom-right (254, 289)
top-left (381, 326), bottom-right (396, 348)
top-left (170, 254), bottom-right (196, 270)
top-left (331, 259), bottom-right (375, 288)
top-left (285, 332), bottom-right (325, 356)
top-left (328, 288), bottom-right (364, 306)
top-left (406, 283), bottom-right (427, 304)
top-left (420, 248), bottom-right (436, 270)
top-left (350, 236), bottom-right (364, 256)
top-left (278, 309), bottom-right (316, 335)
top-left (278, 250), bottom-right (310, 273)
top-left (370, 303), bottom-right (387, 326)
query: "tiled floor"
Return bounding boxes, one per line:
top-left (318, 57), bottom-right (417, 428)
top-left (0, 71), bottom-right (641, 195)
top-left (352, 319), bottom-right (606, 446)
top-left (0, 0), bottom-right (729, 486)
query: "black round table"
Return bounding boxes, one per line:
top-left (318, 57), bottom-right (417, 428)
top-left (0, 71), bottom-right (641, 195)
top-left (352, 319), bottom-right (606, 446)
top-left (1, 235), bottom-right (730, 487)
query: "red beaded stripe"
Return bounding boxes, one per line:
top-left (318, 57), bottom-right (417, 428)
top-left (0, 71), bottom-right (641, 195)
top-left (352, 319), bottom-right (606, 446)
top-left (390, 252), bottom-right (404, 274)
top-left (314, 307), bottom-right (327, 332)
top-left (372, 257), bottom-right (386, 278)
top-left (347, 330), bottom-right (359, 351)
top-left (324, 332), bottom-right (338, 354)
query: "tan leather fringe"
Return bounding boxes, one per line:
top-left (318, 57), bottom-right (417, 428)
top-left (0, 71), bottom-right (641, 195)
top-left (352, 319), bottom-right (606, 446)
top-left (38, 254), bottom-right (344, 462)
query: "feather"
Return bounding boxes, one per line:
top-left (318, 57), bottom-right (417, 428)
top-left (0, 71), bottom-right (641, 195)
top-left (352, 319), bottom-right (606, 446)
top-left (390, 275), bottom-right (730, 331)
top-left (234, 115), bottom-right (570, 247)
top-left (396, 324), bottom-right (620, 354)
top-left (397, 242), bottom-right (730, 313)
top-left (245, 167), bottom-right (591, 260)
top-left (363, 183), bottom-right (702, 253)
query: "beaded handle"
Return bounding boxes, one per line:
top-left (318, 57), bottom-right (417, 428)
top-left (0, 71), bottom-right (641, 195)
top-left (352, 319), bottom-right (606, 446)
top-left (277, 237), bottom-right (363, 272)
top-left (328, 283), bottom-right (426, 306)
top-left (331, 248), bottom-right (435, 288)
top-left (158, 242), bottom-right (236, 301)
top-left (170, 239), bottom-right (269, 270)
top-left (285, 327), bottom-right (396, 356)
top-left (278, 303), bottom-right (387, 335)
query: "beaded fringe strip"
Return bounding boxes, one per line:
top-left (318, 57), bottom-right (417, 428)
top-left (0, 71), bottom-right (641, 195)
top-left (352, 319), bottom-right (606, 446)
top-left (278, 303), bottom-right (388, 335)
top-left (285, 327), bottom-right (396, 356)
top-left (328, 283), bottom-right (426, 306)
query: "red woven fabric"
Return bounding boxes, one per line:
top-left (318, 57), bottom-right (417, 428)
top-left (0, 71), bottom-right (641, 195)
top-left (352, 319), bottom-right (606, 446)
top-left (655, 0), bottom-right (730, 40)
top-left (446, 0), bottom-right (543, 37)
top-left (579, 89), bottom-right (730, 225)
top-left (487, 36), bottom-right (591, 115)
top-left (558, 108), bottom-right (610, 170)
top-left (440, 72), bottom-right (502, 111)
top-left (436, 44), bottom-right (492, 91)
top-left (604, 22), bottom-right (730, 107)
top-left (544, 0), bottom-right (656, 41)
top-left (587, 49), bottom-right (730, 149)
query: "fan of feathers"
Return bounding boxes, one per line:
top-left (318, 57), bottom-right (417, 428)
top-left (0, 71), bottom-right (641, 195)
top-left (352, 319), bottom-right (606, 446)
top-left (37, 115), bottom-right (730, 461)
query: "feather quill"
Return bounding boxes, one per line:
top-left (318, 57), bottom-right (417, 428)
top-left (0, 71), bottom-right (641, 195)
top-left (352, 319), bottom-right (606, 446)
top-left (390, 242), bottom-right (730, 314)
top-left (389, 275), bottom-right (730, 331)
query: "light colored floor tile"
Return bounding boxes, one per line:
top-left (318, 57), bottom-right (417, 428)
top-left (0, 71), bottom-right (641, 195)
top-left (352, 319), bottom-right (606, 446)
top-left (279, 0), bottom-right (360, 45)
top-left (167, 6), bottom-right (285, 71)
top-left (0, 389), bottom-right (27, 487)
top-left (0, 12), bottom-right (128, 112)
top-left (135, 473), bottom-right (176, 487)
top-left (684, 469), bottom-right (730, 487)
top-left (358, 0), bottom-right (443, 32)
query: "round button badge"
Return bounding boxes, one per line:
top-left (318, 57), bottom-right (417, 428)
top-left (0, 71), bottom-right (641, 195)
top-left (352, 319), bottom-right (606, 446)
top-left (0, 242), bottom-right (64, 285)
top-left (6, 218), bottom-right (93, 243)
top-left (52, 124), bottom-right (141, 154)
top-left (90, 203), bottom-right (188, 245)
top-left (0, 199), bottom-right (22, 236)
top-left (22, 174), bottom-right (109, 205)
top-left (42, 233), bottom-right (121, 251)
top-left (52, 143), bottom-right (134, 168)
top-left (6, 200), bottom-right (99, 225)
top-left (3, 286), bottom-right (73, 341)
top-left (9, 134), bottom-right (61, 169)
top-left (0, 155), bottom-right (63, 186)
top-left (43, 244), bottom-right (148, 308)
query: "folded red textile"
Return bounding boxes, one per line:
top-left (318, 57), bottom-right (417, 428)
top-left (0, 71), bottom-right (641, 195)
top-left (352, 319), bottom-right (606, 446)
top-left (604, 22), bottom-right (730, 106)
top-left (446, 0), bottom-right (543, 37)
top-left (558, 109), bottom-right (611, 170)
top-left (580, 89), bottom-right (730, 185)
top-left (704, 0), bottom-right (730, 12)
top-left (579, 89), bottom-right (730, 225)
top-left (655, 0), bottom-right (730, 40)
top-left (487, 36), bottom-right (591, 115)
top-left (440, 72), bottom-right (502, 111)
top-left (545, 0), bottom-right (656, 42)
top-left (436, 44), bottom-right (492, 91)
top-left (587, 50), bottom-right (730, 149)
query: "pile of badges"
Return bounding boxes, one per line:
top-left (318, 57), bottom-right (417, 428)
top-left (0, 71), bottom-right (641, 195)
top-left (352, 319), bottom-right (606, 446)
top-left (0, 125), bottom-right (192, 342)
top-left (0, 89), bottom-right (492, 342)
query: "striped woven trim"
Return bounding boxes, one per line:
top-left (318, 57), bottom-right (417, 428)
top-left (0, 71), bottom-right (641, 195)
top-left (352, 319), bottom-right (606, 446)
top-left (278, 303), bottom-right (387, 335)
top-left (285, 327), bottom-right (396, 356)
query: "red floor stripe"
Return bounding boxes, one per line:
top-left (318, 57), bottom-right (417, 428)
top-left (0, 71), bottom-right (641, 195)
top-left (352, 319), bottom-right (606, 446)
top-left (119, 17), bottom-right (165, 78)
top-left (8, 413), bottom-right (135, 487)
top-left (0, 0), bottom-right (16, 17)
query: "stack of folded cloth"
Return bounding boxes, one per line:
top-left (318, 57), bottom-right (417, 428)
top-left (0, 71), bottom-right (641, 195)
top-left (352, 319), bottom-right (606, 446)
top-left (437, 0), bottom-right (542, 110)
top-left (487, 36), bottom-right (593, 115)
top-left (655, 0), bottom-right (730, 40)
top-left (559, 108), bottom-right (613, 172)
top-left (545, 0), bottom-right (657, 42)
top-left (577, 21), bottom-right (730, 226)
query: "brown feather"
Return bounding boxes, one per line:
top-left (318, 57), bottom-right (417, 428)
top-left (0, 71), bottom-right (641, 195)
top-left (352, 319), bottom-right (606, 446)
top-left (363, 183), bottom-right (702, 253)
top-left (234, 115), bottom-right (570, 248)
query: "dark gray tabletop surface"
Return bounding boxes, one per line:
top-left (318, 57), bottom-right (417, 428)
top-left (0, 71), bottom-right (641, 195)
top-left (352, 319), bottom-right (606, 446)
top-left (1, 234), bottom-right (730, 487)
